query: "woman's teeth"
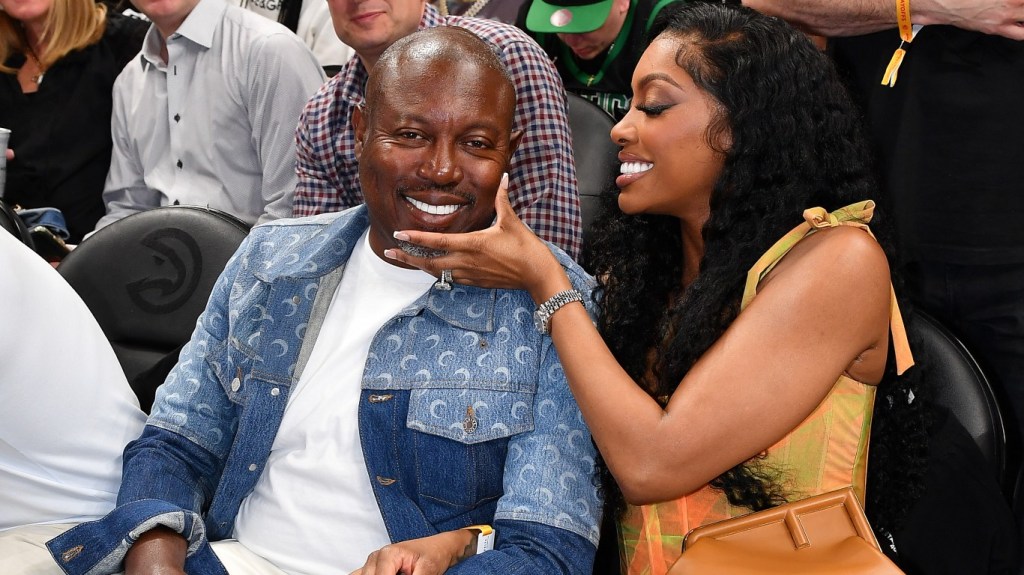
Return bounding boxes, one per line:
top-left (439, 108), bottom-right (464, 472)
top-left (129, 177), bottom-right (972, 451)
top-left (620, 161), bottom-right (653, 175)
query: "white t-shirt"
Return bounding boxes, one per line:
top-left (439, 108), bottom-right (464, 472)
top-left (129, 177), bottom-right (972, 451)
top-left (0, 232), bottom-right (146, 531)
top-left (233, 231), bottom-right (437, 574)
top-left (240, 0), bottom-right (355, 67)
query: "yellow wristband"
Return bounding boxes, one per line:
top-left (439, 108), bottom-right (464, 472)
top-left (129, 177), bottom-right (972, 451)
top-left (896, 0), bottom-right (913, 42)
top-left (881, 0), bottom-right (915, 87)
top-left (464, 525), bottom-right (495, 554)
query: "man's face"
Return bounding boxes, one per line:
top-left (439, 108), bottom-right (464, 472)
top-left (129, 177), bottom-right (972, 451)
top-left (327, 0), bottom-right (426, 67)
top-left (131, 0), bottom-right (201, 37)
top-left (556, 0), bottom-right (629, 61)
top-left (354, 58), bottom-right (522, 266)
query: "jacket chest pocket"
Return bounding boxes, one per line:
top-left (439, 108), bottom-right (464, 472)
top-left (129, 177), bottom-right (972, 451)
top-left (407, 387), bottom-right (535, 509)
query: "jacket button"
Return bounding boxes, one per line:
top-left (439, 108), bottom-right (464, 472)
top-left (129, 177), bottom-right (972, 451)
top-left (463, 405), bottom-right (478, 434)
top-left (376, 476), bottom-right (396, 486)
top-left (270, 387), bottom-right (280, 396)
top-left (248, 464), bottom-right (258, 471)
top-left (231, 378), bottom-right (241, 392)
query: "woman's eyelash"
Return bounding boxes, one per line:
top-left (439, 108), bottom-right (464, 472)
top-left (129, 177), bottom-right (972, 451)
top-left (635, 103), bottom-right (671, 116)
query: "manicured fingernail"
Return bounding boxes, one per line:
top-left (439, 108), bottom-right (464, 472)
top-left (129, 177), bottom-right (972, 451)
top-left (383, 249), bottom-right (398, 259)
top-left (393, 231), bottom-right (410, 241)
top-left (501, 172), bottom-right (509, 188)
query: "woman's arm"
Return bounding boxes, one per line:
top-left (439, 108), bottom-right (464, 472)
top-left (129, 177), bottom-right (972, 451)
top-left (387, 185), bottom-right (892, 504)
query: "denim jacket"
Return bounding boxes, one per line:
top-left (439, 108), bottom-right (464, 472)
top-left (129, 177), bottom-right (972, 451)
top-left (47, 206), bottom-right (601, 575)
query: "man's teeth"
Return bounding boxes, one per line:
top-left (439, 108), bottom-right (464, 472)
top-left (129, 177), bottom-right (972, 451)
top-left (407, 197), bottom-right (460, 215)
top-left (620, 161), bottom-right (653, 175)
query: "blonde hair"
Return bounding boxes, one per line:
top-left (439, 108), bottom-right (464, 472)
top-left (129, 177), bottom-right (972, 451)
top-left (0, 0), bottom-right (107, 74)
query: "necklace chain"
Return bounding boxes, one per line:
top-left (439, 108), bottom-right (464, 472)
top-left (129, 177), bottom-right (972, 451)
top-left (24, 42), bottom-right (46, 85)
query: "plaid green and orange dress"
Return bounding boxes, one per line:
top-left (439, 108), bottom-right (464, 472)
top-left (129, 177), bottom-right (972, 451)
top-left (617, 201), bottom-right (915, 575)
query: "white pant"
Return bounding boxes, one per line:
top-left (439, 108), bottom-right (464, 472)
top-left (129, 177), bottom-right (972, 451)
top-left (0, 524), bottom-right (287, 575)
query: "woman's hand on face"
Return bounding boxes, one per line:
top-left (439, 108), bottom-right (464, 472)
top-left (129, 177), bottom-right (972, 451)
top-left (4, 149), bottom-right (12, 162)
top-left (349, 530), bottom-right (475, 575)
top-left (384, 174), bottom-right (569, 304)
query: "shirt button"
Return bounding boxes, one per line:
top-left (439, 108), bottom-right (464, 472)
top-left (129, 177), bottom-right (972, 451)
top-left (270, 387), bottom-right (280, 396)
top-left (176, 159), bottom-right (183, 169)
top-left (230, 378), bottom-right (241, 392)
top-left (248, 464), bottom-right (258, 471)
top-left (174, 113), bottom-right (181, 122)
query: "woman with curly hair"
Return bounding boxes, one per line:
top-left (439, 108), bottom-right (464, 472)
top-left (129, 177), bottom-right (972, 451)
top-left (0, 0), bottom-right (145, 243)
top-left (385, 2), bottom-right (928, 572)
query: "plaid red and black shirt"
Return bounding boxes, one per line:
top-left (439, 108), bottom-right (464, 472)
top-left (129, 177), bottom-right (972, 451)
top-left (292, 4), bottom-right (583, 258)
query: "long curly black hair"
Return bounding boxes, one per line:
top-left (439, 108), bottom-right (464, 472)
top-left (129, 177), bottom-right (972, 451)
top-left (582, 1), bottom-right (929, 543)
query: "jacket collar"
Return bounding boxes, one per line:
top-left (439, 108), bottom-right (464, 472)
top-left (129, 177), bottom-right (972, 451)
top-left (256, 206), bottom-right (497, 333)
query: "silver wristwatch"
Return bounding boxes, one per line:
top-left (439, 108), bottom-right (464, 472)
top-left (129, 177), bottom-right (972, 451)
top-left (534, 289), bottom-right (584, 334)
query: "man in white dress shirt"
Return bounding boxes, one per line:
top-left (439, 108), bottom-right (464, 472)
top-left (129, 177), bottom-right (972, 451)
top-left (93, 0), bottom-right (326, 232)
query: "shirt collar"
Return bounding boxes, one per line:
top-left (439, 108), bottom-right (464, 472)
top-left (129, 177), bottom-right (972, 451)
top-left (173, 0), bottom-right (225, 49)
top-left (138, 0), bottom-right (225, 68)
top-left (421, 2), bottom-right (442, 28)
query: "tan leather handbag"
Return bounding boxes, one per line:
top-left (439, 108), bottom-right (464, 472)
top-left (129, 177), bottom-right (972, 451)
top-left (667, 488), bottom-right (904, 574)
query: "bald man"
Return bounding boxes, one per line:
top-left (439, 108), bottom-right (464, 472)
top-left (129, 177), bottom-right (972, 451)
top-left (41, 27), bottom-right (600, 575)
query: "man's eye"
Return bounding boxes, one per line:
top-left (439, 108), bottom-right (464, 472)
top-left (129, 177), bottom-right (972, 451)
top-left (399, 131), bottom-right (422, 139)
top-left (464, 140), bottom-right (490, 149)
top-left (635, 103), bottom-right (671, 117)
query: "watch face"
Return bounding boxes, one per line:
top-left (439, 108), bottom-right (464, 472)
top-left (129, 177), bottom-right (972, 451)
top-left (534, 309), bottom-right (547, 333)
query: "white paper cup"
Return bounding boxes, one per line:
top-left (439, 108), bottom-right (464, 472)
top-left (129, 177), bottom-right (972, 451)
top-left (0, 127), bottom-right (10, 197)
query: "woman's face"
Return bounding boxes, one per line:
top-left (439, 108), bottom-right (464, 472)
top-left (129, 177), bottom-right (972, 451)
top-left (610, 36), bottom-right (727, 221)
top-left (0, 0), bottom-right (53, 28)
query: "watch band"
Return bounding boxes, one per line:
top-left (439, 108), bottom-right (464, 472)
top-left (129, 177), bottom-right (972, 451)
top-left (464, 524), bottom-right (495, 554)
top-left (534, 289), bottom-right (584, 334)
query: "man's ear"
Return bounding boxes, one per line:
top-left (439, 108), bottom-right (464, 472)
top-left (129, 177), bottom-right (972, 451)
top-left (508, 129), bottom-right (525, 158)
top-left (352, 104), bottom-right (367, 159)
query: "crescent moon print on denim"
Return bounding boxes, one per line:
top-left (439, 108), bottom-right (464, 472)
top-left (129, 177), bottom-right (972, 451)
top-left (462, 331), bottom-right (481, 348)
top-left (494, 367), bottom-right (511, 384)
top-left (513, 306), bottom-right (532, 324)
top-left (408, 316), bottom-right (425, 333)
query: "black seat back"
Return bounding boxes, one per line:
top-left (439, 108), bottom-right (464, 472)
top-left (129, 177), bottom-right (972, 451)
top-left (566, 92), bottom-right (619, 253)
top-left (911, 309), bottom-right (1011, 491)
top-left (58, 206), bottom-right (250, 410)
